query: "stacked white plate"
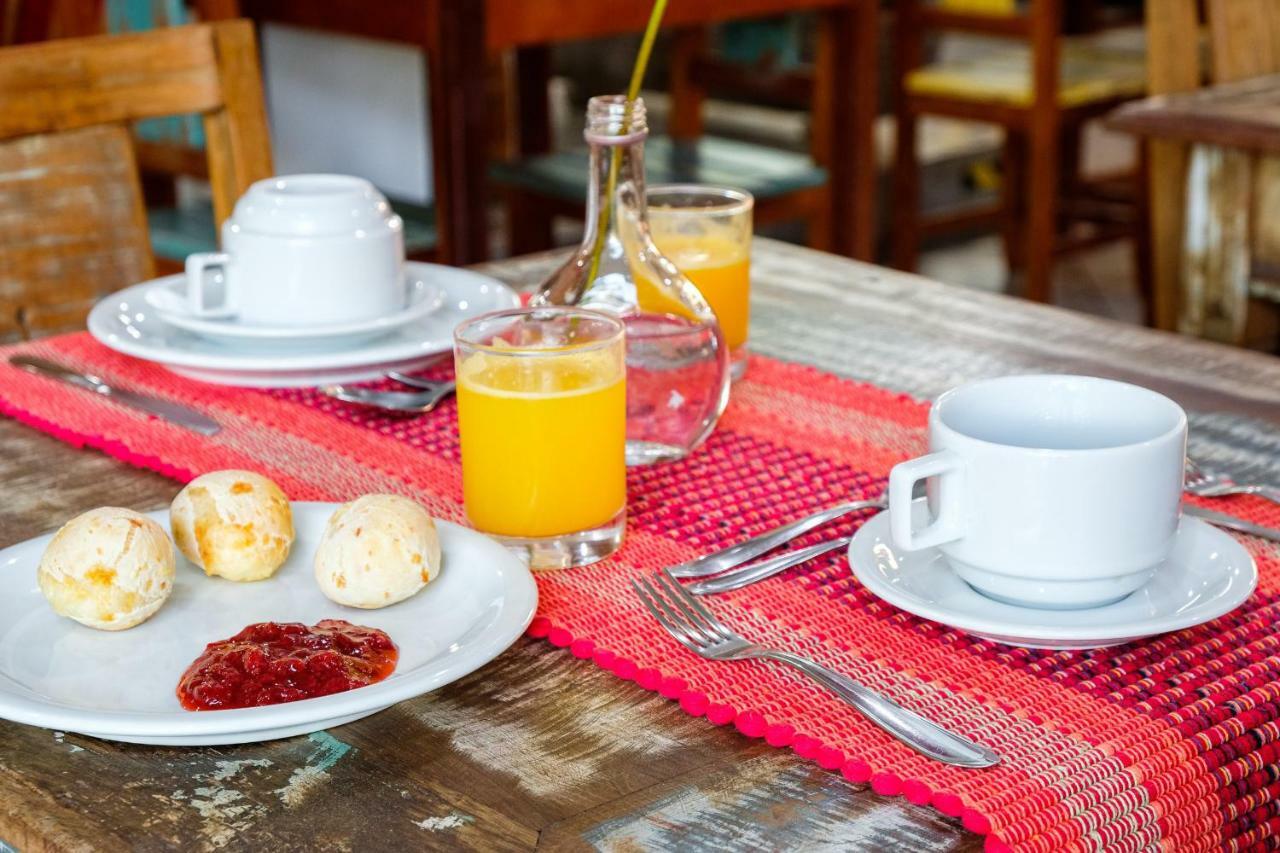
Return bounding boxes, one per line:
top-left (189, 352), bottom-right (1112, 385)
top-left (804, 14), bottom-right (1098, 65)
top-left (89, 263), bottom-right (520, 388)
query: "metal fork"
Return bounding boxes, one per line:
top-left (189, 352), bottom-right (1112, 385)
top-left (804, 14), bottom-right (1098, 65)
top-left (633, 570), bottom-right (1000, 768)
top-left (1185, 459), bottom-right (1280, 506)
top-left (322, 372), bottom-right (456, 414)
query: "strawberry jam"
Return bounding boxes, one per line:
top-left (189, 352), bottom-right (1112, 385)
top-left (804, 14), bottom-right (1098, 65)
top-left (177, 619), bottom-right (398, 711)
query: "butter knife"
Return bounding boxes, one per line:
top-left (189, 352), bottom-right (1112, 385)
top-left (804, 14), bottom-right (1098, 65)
top-left (1185, 505), bottom-right (1280, 543)
top-left (9, 355), bottom-right (220, 436)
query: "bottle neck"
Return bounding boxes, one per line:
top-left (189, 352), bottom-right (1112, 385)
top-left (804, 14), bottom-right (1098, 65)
top-left (581, 133), bottom-right (648, 248)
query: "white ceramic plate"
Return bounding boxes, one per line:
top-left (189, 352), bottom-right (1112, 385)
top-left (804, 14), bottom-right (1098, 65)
top-left (162, 356), bottom-right (450, 389)
top-left (88, 262), bottom-right (520, 387)
top-left (144, 270), bottom-right (447, 346)
top-left (0, 502), bottom-right (537, 745)
top-left (847, 498), bottom-right (1257, 649)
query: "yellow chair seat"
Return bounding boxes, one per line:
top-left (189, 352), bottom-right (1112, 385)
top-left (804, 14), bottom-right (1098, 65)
top-left (907, 32), bottom-right (1147, 108)
top-left (937, 0), bottom-right (1016, 13)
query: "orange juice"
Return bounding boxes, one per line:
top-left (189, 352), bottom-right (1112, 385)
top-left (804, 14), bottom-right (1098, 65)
top-left (633, 234), bottom-right (750, 350)
top-left (456, 347), bottom-right (626, 538)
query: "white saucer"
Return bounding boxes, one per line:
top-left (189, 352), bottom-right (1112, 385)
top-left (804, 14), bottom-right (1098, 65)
top-left (143, 268), bottom-right (447, 346)
top-left (88, 263), bottom-right (520, 388)
top-left (0, 502), bottom-right (537, 746)
top-left (847, 498), bottom-right (1257, 649)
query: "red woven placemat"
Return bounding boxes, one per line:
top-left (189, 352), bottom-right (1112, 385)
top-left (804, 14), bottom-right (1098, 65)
top-left (3, 333), bottom-right (1279, 853)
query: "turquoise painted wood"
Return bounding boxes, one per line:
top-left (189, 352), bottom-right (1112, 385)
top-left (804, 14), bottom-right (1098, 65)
top-left (490, 135), bottom-right (827, 203)
top-left (107, 0), bottom-right (204, 148)
top-left (148, 201), bottom-right (439, 262)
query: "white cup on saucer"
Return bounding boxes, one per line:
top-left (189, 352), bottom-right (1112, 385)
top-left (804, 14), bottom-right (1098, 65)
top-left (184, 174), bottom-right (405, 327)
top-left (887, 374), bottom-right (1187, 610)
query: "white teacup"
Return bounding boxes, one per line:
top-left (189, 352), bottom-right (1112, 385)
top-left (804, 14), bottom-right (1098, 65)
top-left (888, 375), bottom-right (1187, 610)
top-left (184, 174), bottom-right (405, 327)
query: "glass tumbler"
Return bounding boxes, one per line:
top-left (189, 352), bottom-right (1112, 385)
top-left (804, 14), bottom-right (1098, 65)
top-left (637, 185), bottom-right (754, 379)
top-left (454, 307), bottom-right (627, 569)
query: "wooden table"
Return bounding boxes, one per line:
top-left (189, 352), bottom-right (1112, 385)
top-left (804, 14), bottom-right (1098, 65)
top-left (1109, 73), bottom-right (1280, 154)
top-left (226, 0), bottom-right (879, 266)
top-left (2, 240), bottom-right (1279, 851)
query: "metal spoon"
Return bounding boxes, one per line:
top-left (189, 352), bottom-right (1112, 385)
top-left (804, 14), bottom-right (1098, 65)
top-left (321, 375), bottom-right (455, 414)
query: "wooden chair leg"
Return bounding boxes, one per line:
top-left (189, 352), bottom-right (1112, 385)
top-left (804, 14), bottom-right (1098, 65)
top-left (1000, 130), bottom-right (1026, 284)
top-left (848, 0), bottom-right (879, 261)
top-left (807, 188), bottom-right (834, 252)
top-left (891, 106), bottom-right (922, 271)
top-left (1024, 0), bottom-right (1062, 304)
top-left (1024, 119), bottom-right (1060, 303)
top-left (514, 45), bottom-right (552, 158)
top-left (1148, 137), bottom-right (1191, 331)
top-left (890, 0), bottom-right (923, 271)
top-left (424, 0), bottom-right (489, 265)
top-left (1145, 0), bottom-right (1200, 330)
top-left (505, 188), bottom-right (554, 256)
top-left (1132, 145), bottom-right (1156, 326)
top-left (668, 27), bottom-right (707, 141)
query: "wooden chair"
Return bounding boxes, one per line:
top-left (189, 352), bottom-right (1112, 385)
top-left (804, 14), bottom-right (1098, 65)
top-left (1119, 0), bottom-right (1280, 346)
top-left (892, 0), bottom-right (1149, 304)
top-left (0, 20), bottom-right (271, 341)
top-left (1, 0), bottom-right (104, 44)
top-left (492, 23), bottom-right (838, 256)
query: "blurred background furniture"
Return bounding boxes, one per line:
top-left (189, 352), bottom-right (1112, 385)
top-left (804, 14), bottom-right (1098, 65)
top-left (1110, 0), bottom-right (1280, 348)
top-left (0, 20), bottom-right (270, 340)
top-left (228, 0), bottom-right (880, 265)
top-left (1, 0), bottom-right (102, 43)
top-left (892, 0), bottom-right (1149, 304)
top-left (490, 6), bottom-right (876, 258)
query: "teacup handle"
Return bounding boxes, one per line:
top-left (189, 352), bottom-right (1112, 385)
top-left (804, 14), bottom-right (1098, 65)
top-left (888, 451), bottom-right (964, 550)
top-left (184, 252), bottom-right (236, 318)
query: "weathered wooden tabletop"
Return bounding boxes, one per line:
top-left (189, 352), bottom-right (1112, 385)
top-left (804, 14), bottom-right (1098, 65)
top-left (1108, 72), bottom-right (1280, 154)
top-left (2, 240), bottom-right (1277, 852)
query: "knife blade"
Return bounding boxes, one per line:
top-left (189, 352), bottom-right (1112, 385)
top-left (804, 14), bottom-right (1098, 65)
top-left (9, 355), bottom-right (220, 436)
top-left (1184, 505), bottom-right (1280, 543)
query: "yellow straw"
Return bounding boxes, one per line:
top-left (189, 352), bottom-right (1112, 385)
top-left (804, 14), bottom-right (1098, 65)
top-left (585, 0), bottom-right (669, 285)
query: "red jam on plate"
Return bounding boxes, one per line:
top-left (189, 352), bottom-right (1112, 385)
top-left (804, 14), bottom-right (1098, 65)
top-left (177, 619), bottom-right (398, 711)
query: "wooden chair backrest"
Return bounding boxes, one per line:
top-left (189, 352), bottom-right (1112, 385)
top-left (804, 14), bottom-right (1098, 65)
top-left (1207, 0), bottom-right (1280, 82)
top-left (0, 20), bottom-right (271, 340)
top-left (1149, 0), bottom-right (1280, 96)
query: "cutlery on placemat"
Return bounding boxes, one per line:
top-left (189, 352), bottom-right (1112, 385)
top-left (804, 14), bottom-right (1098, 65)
top-left (1185, 459), bottom-right (1280, 507)
top-left (1183, 505), bottom-right (1280, 543)
top-left (688, 536), bottom-right (852, 595)
top-left (9, 355), bottom-right (220, 436)
top-left (690, 505), bottom-right (1280, 595)
top-left (669, 496), bottom-right (887, 579)
top-left (633, 569), bottom-right (1000, 768)
top-left (322, 372), bottom-right (456, 414)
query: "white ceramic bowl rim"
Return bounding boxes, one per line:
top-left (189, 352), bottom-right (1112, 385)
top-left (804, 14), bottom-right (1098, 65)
top-left (229, 174), bottom-right (402, 238)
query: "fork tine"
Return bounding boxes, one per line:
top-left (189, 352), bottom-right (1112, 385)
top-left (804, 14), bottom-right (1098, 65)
top-left (656, 570), bottom-right (732, 643)
top-left (631, 578), bottom-right (705, 653)
top-left (645, 575), bottom-right (721, 647)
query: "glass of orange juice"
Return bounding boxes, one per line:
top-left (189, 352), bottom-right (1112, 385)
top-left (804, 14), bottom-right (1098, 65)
top-left (635, 185), bottom-right (753, 379)
top-left (454, 307), bottom-right (627, 569)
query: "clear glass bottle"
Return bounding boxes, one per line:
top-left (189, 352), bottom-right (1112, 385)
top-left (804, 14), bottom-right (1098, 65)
top-left (533, 95), bottom-right (731, 465)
